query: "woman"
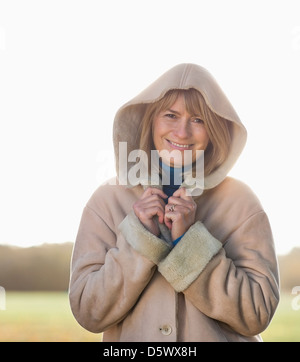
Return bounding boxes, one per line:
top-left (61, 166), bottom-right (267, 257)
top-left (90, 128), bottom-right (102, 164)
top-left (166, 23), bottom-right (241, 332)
top-left (69, 63), bottom-right (279, 342)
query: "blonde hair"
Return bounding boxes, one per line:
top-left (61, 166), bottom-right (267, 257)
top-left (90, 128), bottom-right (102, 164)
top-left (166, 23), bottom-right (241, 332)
top-left (139, 88), bottom-right (232, 175)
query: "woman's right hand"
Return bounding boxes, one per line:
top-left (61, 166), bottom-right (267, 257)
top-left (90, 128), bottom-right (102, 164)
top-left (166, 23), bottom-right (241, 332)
top-left (133, 188), bottom-right (167, 236)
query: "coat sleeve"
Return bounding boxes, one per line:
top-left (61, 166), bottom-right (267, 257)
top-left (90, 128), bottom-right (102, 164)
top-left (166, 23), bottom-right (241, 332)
top-left (158, 209), bottom-right (280, 336)
top-left (69, 204), bottom-right (158, 333)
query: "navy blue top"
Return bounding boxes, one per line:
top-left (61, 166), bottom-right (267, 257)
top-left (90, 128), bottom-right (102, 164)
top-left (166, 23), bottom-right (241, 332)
top-left (160, 162), bottom-right (185, 246)
top-left (162, 166), bottom-right (182, 199)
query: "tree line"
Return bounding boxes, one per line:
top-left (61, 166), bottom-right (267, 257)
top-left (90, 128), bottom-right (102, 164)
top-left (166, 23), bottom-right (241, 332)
top-left (0, 242), bottom-right (299, 292)
top-left (0, 243), bottom-right (73, 291)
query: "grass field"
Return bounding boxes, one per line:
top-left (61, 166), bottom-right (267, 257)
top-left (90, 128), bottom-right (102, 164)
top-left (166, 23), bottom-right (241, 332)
top-left (0, 292), bottom-right (101, 342)
top-left (0, 291), bottom-right (299, 342)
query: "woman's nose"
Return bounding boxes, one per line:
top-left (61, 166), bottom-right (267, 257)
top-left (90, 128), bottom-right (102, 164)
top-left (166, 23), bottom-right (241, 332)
top-left (173, 120), bottom-right (190, 139)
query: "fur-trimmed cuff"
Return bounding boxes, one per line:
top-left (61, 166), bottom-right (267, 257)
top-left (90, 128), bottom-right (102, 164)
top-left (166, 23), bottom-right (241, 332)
top-left (118, 211), bottom-right (173, 264)
top-left (158, 221), bottom-right (222, 292)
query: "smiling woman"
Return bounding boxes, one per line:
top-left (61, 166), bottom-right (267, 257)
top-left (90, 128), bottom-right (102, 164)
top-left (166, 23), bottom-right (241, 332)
top-left (139, 88), bottom-right (232, 175)
top-left (69, 63), bottom-right (280, 342)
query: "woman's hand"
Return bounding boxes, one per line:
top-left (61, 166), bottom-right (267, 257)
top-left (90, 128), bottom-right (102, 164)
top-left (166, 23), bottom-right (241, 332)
top-left (133, 188), bottom-right (167, 236)
top-left (164, 188), bottom-right (197, 241)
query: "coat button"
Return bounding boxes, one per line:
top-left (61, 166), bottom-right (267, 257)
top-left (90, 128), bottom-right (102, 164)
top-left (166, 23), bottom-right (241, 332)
top-left (159, 324), bottom-right (172, 336)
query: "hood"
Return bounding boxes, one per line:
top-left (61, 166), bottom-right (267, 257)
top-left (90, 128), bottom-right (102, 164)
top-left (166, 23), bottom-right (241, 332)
top-left (113, 63), bottom-right (247, 191)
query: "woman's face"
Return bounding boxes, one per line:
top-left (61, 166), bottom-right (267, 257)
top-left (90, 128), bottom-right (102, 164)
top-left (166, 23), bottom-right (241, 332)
top-left (152, 94), bottom-right (210, 167)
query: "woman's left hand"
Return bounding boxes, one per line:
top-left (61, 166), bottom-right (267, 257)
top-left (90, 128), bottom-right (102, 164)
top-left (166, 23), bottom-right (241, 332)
top-left (164, 187), bottom-right (197, 241)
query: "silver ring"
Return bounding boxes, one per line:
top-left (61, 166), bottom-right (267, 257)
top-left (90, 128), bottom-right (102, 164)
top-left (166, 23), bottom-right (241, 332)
top-left (169, 204), bottom-right (175, 212)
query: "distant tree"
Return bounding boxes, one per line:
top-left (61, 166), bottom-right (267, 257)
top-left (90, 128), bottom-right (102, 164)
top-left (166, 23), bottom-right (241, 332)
top-left (1, 242), bottom-right (300, 292)
top-left (277, 248), bottom-right (300, 292)
top-left (0, 243), bottom-right (73, 291)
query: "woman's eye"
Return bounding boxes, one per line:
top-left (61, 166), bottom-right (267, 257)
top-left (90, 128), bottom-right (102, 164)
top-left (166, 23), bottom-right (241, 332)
top-left (193, 118), bottom-right (204, 124)
top-left (165, 114), bottom-right (176, 119)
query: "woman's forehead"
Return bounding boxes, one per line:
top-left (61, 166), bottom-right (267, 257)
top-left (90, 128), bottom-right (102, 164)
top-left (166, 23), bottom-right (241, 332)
top-left (159, 91), bottom-right (203, 117)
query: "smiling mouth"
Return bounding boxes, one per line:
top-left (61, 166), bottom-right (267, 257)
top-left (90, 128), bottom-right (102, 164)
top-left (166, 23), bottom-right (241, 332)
top-left (167, 139), bottom-right (193, 149)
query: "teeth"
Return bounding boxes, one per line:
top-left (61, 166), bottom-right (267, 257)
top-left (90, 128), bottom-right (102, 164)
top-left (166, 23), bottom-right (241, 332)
top-left (169, 140), bottom-right (191, 148)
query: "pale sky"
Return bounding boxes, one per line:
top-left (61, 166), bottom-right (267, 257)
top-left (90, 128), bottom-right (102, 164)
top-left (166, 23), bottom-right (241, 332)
top-left (0, 0), bottom-right (299, 255)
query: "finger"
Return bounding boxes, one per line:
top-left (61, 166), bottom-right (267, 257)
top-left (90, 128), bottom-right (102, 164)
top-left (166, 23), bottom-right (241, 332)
top-left (172, 187), bottom-right (193, 201)
top-left (170, 189), bottom-right (197, 212)
top-left (165, 204), bottom-right (192, 220)
top-left (164, 207), bottom-right (192, 239)
top-left (164, 208), bottom-right (184, 228)
top-left (150, 194), bottom-right (168, 206)
top-left (145, 201), bottom-right (166, 223)
top-left (167, 196), bottom-right (195, 212)
top-left (139, 195), bottom-right (166, 211)
top-left (167, 196), bottom-right (184, 207)
top-left (139, 205), bottom-right (165, 224)
top-left (164, 212), bottom-right (174, 230)
top-left (152, 206), bottom-right (165, 224)
top-left (140, 187), bottom-right (167, 200)
top-left (135, 199), bottom-right (165, 216)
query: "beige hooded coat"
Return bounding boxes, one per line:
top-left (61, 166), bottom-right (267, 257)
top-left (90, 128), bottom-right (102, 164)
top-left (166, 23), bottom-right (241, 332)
top-left (69, 64), bottom-right (280, 342)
